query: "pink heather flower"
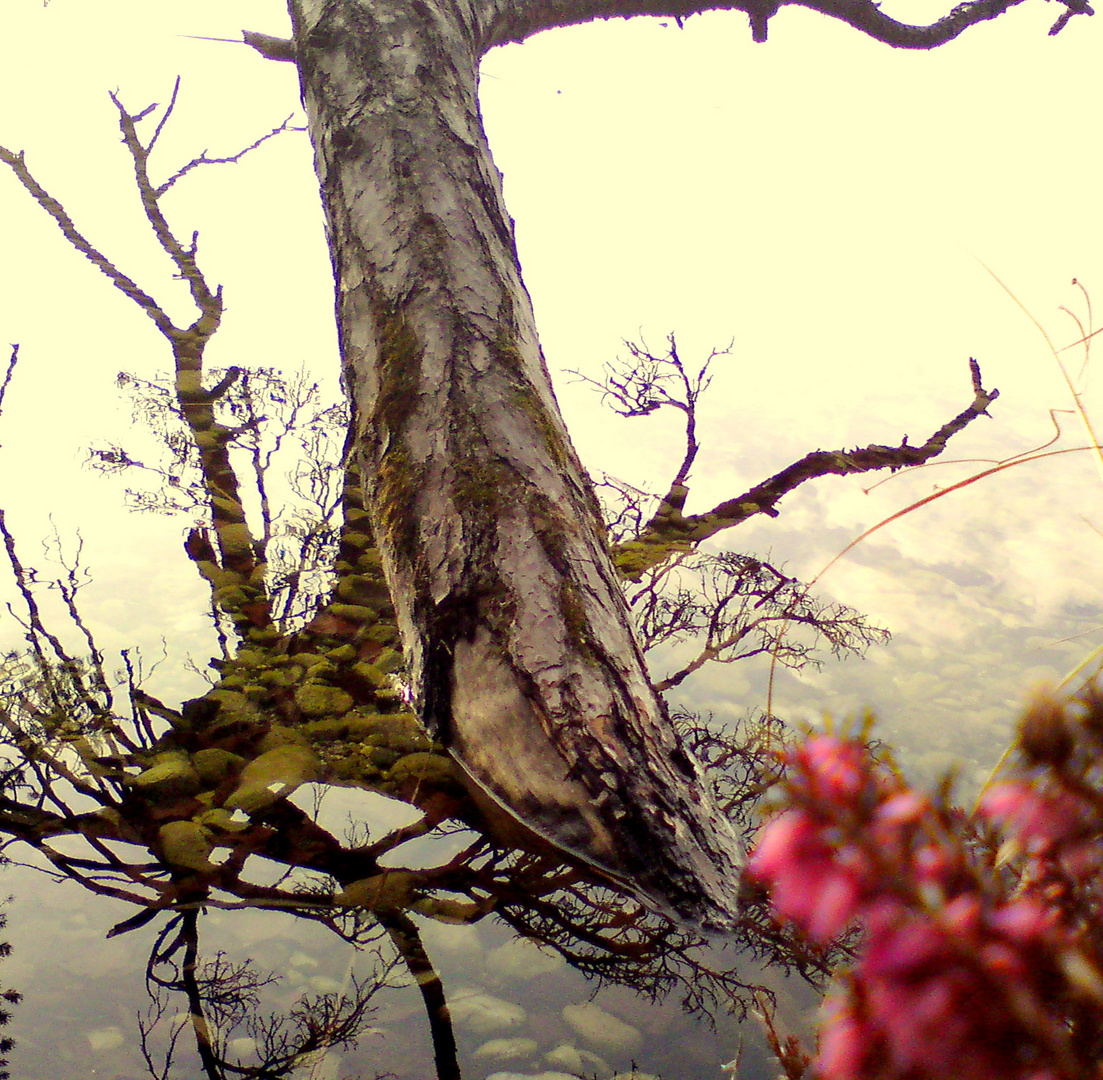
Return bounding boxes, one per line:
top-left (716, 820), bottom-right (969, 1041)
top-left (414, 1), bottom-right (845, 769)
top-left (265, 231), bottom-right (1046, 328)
top-left (987, 897), bottom-right (1056, 943)
top-left (978, 783), bottom-right (1082, 847)
top-left (875, 790), bottom-right (931, 828)
top-left (817, 997), bottom-right (871, 1080)
top-left (939, 894), bottom-right (982, 936)
top-left (798, 735), bottom-right (869, 802)
top-left (870, 972), bottom-right (972, 1076)
top-left (1055, 839), bottom-right (1103, 879)
top-left (747, 809), bottom-right (867, 944)
top-left (979, 941), bottom-right (1028, 981)
top-left (861, 919), bottom-right (946, 979)
top-left (911, 842), bottom-right (955, 887)
top-left (752, 732), bottom-right (1096, 1080)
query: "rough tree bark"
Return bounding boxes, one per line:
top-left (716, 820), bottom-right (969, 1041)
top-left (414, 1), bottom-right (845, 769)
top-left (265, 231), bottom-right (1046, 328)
top-left (281, 0), bottom-right (1086, 927)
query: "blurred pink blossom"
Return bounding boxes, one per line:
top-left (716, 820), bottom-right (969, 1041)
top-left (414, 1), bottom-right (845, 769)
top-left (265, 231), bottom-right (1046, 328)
top-left (747, 733), bottom-right (1096, 1080)
top-left (978, 783), bottom-right (1083, 848)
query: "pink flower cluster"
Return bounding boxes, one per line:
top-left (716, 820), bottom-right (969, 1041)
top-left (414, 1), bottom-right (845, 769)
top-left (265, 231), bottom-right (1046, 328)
top-left (981, 781), bottom-right (1103, 892)
top-left (747, 735), bottom-right (1096, 1080)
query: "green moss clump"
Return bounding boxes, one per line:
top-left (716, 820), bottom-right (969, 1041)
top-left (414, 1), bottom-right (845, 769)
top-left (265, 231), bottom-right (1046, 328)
top-left (327, 603), bottom-right (377, 624)
top-left (196, 807), bottom-right (252, 833)
top-left (214, 585), bottom-right (251, 611)
top-left (175, 369), bottom-right (203, 396)
top-left (611, 539), bottom-right (693, 581)
top-left (360, 623), bottom-right (399, 646)
top-left (217, 523), bottom-right (255, 556)
top-left (255, 667), bottom-right (303, 688)
top-left (341, 531), bottom-right (373, 551)
top-left (356, 549), bottom-right (384, 570)
top-left (367, 747), bottom-right (402, 769)
top-left (194, 429), bottom-right (222, 451)
top-left (325, 644), bottom-right (358, 663)
top-left (211, 495), bottom-right (244, 516)
top-left (256, 725), bottom-right (311, 754)
top-left (192, 748), bottom-right (245, 784)
top-left (372, 447), bottom-right (422, 563)
top-left (301, 711), bottom-right (430, 753)
top-left (158, 820), bottom-right (216, 872)
top-left (208, 689), bottom-right (257, 715)
top-left (129, 751), bottom-right (202, 798)
top-left (300, 715), bottom-right (380, 742)
top-left (294, 683), bottom-right (354, 717)
top-left (288, 650), bottom-right (322, 666)
top-left (351, 662), bottom-right (389, 689)
top-left (372, 648), bottom-right (403, 673)
top-left (335, 574), bottom-right (377, 603)
top-left (231, 649), bottom-right (269, 668)
top-left (201, 565), bottom-right (241, 590)
top-left (223, 743), bottom-right (321, 814)
top-left (387, 751), bottom-right (455, 786)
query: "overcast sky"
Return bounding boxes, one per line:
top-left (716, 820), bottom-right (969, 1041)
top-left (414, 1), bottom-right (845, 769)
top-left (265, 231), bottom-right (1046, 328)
top-left (3, 0), bottom-right (1103, 790)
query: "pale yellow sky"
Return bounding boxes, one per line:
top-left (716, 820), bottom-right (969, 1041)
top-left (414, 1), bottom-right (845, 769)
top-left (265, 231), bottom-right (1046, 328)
top-left (2, 0), bottom-right (1103, 780)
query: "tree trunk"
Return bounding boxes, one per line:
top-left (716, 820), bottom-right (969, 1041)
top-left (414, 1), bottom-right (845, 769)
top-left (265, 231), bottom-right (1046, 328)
top-left (288, 0), bottom-right (742, 927)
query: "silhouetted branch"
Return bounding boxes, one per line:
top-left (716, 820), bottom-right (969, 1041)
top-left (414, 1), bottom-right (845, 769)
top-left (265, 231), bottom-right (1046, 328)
top-left (613, 358), bottom-right (999, 579)
top-left (0, 345), bottom-right (17, 445)
top-left (488, 0), bottom-right (1090, 51)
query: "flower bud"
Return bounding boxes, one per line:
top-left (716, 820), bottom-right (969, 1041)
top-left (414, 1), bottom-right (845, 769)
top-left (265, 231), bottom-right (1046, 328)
top-left (1018, 689), bottom-right (1073, 766)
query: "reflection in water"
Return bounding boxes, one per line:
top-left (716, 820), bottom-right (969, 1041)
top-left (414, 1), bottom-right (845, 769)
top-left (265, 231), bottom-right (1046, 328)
top-left (0, 442), bottom-right (836, 1077)
top-left (0, 607), bottom-right (832, 1078)
top-left (0, 331), bottom-right (861, 1078)
top-left (0, 104), bottom-right (903, 1077)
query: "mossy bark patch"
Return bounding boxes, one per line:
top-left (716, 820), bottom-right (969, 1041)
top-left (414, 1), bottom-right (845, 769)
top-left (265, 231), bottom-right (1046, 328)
top-left (335, 870), bottom-right (417, 909)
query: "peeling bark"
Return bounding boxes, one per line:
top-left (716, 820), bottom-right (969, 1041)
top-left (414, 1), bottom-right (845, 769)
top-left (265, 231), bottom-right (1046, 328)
top-left (288, 0), bottom-right (744, 926)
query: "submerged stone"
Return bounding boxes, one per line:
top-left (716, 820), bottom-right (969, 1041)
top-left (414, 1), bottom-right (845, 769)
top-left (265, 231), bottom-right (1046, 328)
top-left (561, 1002), bottom-right (642, 1056)
top-left (448, 988), bottom-right (526, 1035)
top-left (544, 1043), bottom-right (609, 1074)
top-left (474, 1038), bottom-right (539, 1061)
top-left (485, 1073), bottom-right (577, 1080)
top-left (85, 1026), bottom-right (125, 1052)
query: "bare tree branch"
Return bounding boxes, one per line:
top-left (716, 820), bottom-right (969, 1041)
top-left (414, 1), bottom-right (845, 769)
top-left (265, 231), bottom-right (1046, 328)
top-left (613, 358), bottom-right (999, 579)
top-left (569, 334), bottom-right (720, 492)
top-left (0, 345), bottom-right (18, 445)
top-left (627, 551), bottom-right (888, 690)
top-left (157, 115), bottom-right (305, 196)
top-left (485, 0), bottom-right (1089, 52)
top-left (0, 146), bottom-right (176, 336)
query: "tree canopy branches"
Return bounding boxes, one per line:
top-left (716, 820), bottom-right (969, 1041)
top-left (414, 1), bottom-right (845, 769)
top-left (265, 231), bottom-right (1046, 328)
top-left (480, 0), bottom-right (1088, 51)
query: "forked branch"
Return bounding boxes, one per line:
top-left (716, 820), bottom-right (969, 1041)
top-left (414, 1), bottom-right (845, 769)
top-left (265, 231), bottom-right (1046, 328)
top-left (613, 358), bottom-right (998, 579)
top-left (0, 86), bottom-right (314, 639)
